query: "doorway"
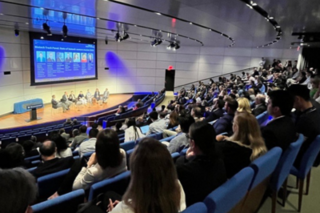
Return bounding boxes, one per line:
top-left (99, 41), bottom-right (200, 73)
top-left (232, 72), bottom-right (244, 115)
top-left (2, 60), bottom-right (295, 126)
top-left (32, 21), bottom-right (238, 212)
top-left (165, 69), bottom-right (175, 91)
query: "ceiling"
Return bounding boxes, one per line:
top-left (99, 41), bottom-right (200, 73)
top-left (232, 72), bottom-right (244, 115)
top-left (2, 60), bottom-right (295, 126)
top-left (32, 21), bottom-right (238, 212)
top-left (0, 0), bottom-right (319, 48)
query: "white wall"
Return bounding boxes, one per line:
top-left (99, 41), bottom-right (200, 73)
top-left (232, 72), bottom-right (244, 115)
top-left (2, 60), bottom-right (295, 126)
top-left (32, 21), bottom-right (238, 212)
top-left (0, 28), bottom-right (299, 115)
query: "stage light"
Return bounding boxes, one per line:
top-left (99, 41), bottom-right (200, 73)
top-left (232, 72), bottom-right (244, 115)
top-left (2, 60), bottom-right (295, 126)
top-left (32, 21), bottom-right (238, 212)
top-left (115, 32), bottom-right (121, 42)
top-left (173, 43), bottom-right (180, 50)
top-left (62, 24), bottom-right (68, 38)
top-left (151, 38), bottom-right (162, 47)
top-left (14, 29), bottom-right (19, 36)
top-left (105, 36), bottom-right (108, 45)
top-left (43, 23), bottom-right (52, 36)
top-left (121, 32), bottom-right (129, 41)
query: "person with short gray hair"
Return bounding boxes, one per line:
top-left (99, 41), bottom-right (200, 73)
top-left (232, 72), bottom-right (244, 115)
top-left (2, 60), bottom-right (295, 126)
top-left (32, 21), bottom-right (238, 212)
top-left (0, 168), bottom-right (37, 213)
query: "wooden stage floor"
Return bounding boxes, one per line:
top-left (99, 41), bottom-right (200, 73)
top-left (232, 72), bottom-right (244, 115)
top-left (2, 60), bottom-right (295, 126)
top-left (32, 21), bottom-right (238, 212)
top-left (0, 94), bottom-right (132, 130)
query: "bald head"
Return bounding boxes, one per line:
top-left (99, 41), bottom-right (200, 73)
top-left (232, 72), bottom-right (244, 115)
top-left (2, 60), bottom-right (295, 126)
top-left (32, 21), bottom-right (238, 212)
top-left (39, 140), bottom-right (56, 157)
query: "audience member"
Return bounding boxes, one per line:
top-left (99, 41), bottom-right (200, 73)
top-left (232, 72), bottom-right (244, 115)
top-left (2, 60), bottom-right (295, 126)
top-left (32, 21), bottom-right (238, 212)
top-left (51, 95), bottom-right (68, 112)
top-left (124, 118), bottom-right (145, 142)
top-left (0, 143), bottom-right (25, 169)
top-left (203, 98), bottom-right (225, 123)
top-left (108, 138), bottom-right (186, 213)
top-left (50, 133), bottom-right (72, 158)
top-left (216, 113), bottom-right (267, 178)
top-left (114, 122), bottom-right (124, 136)
top-left (288, 85), bottom-right (320, 168)
top-left (190, 107), bottom-right (203, 122)
top-left (214, 97), bottom-right (238, 135)
top-left (252, 94), bottom-right (267, 116)
top-left (59, 128), bottom-right (70, 141)
top-left (31, 141), bottom-right (74, 178)
top-left (70, 125), bottom-right (88, 149)
top-left (0, 168), bottom-right (37, 213)
top-left (21, 140), bottom-right (39, 157)
top-left (167, 116), bottom-right (195, 154)
top-left (261, 90), bottom-right (296, 151)
top-left (167, 111), bottom-right (180, 129)
top-left (146, 111), bottom-right (167, 135)
top-left (63, 118), bottom-right (73, 126)
top-left (237, 97), bottom-right (252, 114)
top-left (50, 129), bottom-right (127, 199)
top-left (78, 128), bottom-right (99, 157)
top-left (176, 122), bottom-right (227, 206)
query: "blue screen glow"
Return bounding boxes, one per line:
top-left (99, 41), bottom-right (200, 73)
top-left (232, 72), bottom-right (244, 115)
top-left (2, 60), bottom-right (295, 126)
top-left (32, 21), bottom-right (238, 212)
top-left (33, 39), bottom-right (96, 83)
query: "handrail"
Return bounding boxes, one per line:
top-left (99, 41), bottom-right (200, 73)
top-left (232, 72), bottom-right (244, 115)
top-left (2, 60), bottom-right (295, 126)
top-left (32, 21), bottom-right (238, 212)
top-left (174, 67), bottom-right (255, 89)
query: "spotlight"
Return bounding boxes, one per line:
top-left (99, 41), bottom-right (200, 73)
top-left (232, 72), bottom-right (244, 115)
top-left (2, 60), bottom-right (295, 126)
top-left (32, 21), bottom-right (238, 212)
top-left (62, 24), bottom-right (68, 38)
top-left (14, 29), bottom-right (19, 36)
top-left (115, 32), bottom-right (121, 42)
top-left (173, 43), bottom-right (180, 50)
top-left (121, 33), bottom-right (129, 41)
top-left (151, 38), bottom-right (162, 47)
top-left (43, 23), bottom-right (52, 36)
top-left (105, 36), bottom-right (108, 45)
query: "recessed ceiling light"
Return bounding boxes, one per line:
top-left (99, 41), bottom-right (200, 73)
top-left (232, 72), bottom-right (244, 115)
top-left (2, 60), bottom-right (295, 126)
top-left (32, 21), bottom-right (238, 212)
top-left (40, 36), bottom-right (44, 39)
top-left (269, 17), bottom-right (274, 20)
top-left (134, 25), bottom-right (137, 27)
top-left (96, 17), bottom-right (100, 20)
top-left (276, 26), bottom-right (280, 28)
top-left (25, 22), bottom-right (29, 25)
top-left (209, 29), bottom-right (212, 31)
top-left (265, 18), bottom-right (269, 21)
top-left (189, 22), bottom-right (193, 25)
top-left (155, 12), bottom-right (161, 16)
top-left (246, 4), bottom-right (253, 9)
top-left (251, 1), bottom-right (257, 6)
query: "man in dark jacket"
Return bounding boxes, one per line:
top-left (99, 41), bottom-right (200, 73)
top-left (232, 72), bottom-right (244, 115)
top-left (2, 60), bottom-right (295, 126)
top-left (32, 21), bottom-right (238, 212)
top-left (252, 94), bottom-right (267, 116)
top-left (204, 99), bottom-right (225, 123)
top-left (261, 90), bottom-right (296, 151)
top-left (214, 98), bottom-right (238, 135)
top-left (31, 141), bottom-right (74, 178)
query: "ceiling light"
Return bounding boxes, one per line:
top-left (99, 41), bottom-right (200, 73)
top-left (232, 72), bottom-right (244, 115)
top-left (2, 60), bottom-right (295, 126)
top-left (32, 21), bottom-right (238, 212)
top-left (269, 17), bottom-right (274, 20)
top-left (115, 32), bottom-right (121, 42)
top-left (276, 26), bottom-right (280, 28)
top-left (14, 29), bottom-right (19, 37)
top-left (40, 36), bottom-right (44, 39)
top-left (134, 25), bottom-right (137, 27)
top-left (79, 40), bottom-right (81, 42)
top-left (61, 38), bottom-right (64, 41)
top-left (265, 18), bottom-right (269, 21)
top-left (189, 22), bottom-right (193, 25)
top-left (62, 24), bottom-right (68, 38)
top-left (155, 12), bottom-right (161, 16)
top-left (42, 23), bottom-right (52, 36)
top-left (0, 13), bottom-right (3, 15)
top-left (246, 4), bottom-right (253, 9)
top-left (25, 22), bottom-right (29, 25)
top-left (209, 29), bottom-right (212, 31)
top-left (121, 32), bottom-right (130, 41)
top-left (250, 1), bottom-right (257, 6)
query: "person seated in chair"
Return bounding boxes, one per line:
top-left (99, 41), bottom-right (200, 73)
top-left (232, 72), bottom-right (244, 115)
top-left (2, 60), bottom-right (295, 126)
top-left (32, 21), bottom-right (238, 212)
top-left (61, 92), bottom-right (72, 108)
top-left (86, 89), bottom-right (93, 104)
top-left (146, 112), bottom-right (168, 135)
top-left (70, 125), bottom-right (89, 149)
top-left (252, 94), bottom-right (267, 116)
top-left (214, 97), bottom-right (238, 135)
top-left (94, 88), bottom-right (101, 102)
top-left (203, 98), bottom-right (225, 123)
top-left (68, 91), bottom-right (77, 102)
top-left (51, 95), bottom-right (68, 112)
top-left (77, 91), bottom-right (87, 105)
top-left (103, 88), bottom-right (110, 103)
top-left (31, 140), bottom-right (74, 178)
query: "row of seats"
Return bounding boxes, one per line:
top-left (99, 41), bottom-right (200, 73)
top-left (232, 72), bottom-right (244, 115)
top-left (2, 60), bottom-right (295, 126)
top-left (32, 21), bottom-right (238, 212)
top-left (30, 133), bottom-right (320, 213)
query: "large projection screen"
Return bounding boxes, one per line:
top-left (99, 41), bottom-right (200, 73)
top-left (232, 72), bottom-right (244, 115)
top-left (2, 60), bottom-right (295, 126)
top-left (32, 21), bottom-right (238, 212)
top-left (29, 32), bottom-right (98, 86)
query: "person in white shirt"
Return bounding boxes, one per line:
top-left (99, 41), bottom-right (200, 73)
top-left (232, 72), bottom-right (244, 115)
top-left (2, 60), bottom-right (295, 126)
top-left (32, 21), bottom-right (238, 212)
top-left (103, 88), bottom-right (110, 103)
top-left (124, 118), bottom-right (145, 142)
top-left (50, 133), bottom-right (72, 158)
top-left (86, 89), bottom-right (93, 104)
top-left (78, 128), bottom-right (99, 157)
top-left (108, 137), bottom-right (186, 213)
top-left (146, 111), bottom-right (168, 135)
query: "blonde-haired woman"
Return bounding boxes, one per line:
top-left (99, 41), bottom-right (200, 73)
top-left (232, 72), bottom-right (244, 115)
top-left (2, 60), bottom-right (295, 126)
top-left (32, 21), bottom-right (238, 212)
top-left (237, 97), bottom-right (252, 114)
top-left (216, 112), bottom-right (267, 178)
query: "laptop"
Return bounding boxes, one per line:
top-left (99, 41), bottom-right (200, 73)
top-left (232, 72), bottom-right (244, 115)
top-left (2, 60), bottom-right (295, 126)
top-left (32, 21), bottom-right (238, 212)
top-left (140, 125), bottom-right (150, 134)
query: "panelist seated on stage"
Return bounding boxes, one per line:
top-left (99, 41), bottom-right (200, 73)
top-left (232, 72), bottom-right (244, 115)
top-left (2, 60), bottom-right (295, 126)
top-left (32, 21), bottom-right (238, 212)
top-left (86, 89), bottom-right (93, 103)
top-left (103, 88), bottom-right (109, 103)
top-left (68, 91), bottom-right (77, 102)
top-left (94, 88), bottom-right (101, 101)
top-left (77, 91), bottom-right (87, 105)
top-left (61, 92), bottom-right (73, 107)
top-left (51, 95), bottom-right (68, 112)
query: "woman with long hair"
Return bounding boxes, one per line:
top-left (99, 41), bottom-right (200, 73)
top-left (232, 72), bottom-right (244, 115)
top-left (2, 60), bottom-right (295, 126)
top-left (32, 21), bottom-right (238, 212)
top-left (175, 121), bottom-right (227, 206)
top-left (216, 112), bottom-right (267, 178)
top-left (108, 137), bottom-right (186, 213)
top-left (167, 111), bottom-right (180, 129)
top-left (237, 97), bottom-right (252, 114)
top-left (50, 133), bottom-right (72, 158)
top-left (49, 129), bottom-right (127, 199)
top-left (124, 118), bottom-right (145, 142)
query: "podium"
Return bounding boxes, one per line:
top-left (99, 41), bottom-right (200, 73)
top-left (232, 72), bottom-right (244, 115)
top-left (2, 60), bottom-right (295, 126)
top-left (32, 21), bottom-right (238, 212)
top-left (26, 103), bottom-right (43, 122)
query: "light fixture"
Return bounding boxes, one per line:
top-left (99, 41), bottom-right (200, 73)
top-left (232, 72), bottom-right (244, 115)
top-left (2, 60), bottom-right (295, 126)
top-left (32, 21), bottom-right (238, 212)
top-left (250, 1), bottom-right (257, 6)
top-left (14, 29), bottom-right (19, 36)
top-left (121, 32), bottom-right (129, 41)
top-left (40, 36), bottom-right (44, 39)
top-left (115, 32), bottom-right (121, 42)
top-left (42, 22), bottom-right (52, 36)
top-left (155, 12), bottom-right (161, 16)
top-left (189, 22), bottom-right (193, 25)
top-left (105, 36), bottom-right (108, 45)
top-left (25, 22), bottom-right (29, 25)
top-left (246, 4), bottom-right (253, 9)
top-left (78, 40), bottom-right (81, 42)
top-left (62, 24), bottom-right (68, 38)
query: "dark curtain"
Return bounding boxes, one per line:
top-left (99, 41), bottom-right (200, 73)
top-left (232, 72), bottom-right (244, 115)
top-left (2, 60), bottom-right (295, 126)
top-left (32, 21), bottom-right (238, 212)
top-left (301, 48), bottom-right (320, 73)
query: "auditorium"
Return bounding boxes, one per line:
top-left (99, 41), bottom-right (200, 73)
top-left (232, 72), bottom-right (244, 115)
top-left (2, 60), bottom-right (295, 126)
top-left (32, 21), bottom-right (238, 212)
top-left (0, 0), bottom-right (320, 212)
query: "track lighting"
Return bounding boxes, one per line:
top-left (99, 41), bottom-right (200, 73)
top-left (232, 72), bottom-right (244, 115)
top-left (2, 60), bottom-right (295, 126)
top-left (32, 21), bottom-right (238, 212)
top-left (115, 32), bottom-right (121, 42)
top-left (150, 38), bottom-right (162, 47)
top-left (62, 24), bottom-right (68, 38)
top-left (115, 32), bottom-right (129, 42)
top-left (43, 23), bottom-right (52, 36)
top-left (14, 29), bottom-right (19, 36)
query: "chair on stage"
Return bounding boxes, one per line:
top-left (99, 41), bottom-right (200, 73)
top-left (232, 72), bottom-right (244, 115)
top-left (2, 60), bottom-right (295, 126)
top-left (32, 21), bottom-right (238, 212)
top-left (51, 106), bottom-right (63, 115)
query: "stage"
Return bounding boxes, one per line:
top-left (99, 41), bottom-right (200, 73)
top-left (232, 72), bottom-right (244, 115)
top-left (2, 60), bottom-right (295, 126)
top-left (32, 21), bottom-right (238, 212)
top-left (0, 94), bottom-right (132, 130)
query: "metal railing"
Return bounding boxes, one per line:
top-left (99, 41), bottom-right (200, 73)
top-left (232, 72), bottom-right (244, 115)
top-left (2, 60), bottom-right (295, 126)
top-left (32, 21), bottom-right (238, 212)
top-left (174, 67), bottom-right (255, 91)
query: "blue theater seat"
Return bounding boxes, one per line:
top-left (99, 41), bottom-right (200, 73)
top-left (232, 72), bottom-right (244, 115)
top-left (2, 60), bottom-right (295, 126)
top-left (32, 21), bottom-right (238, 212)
top-left (182, 202), bottom-right (207, 213)
top-left (32, 189), bottom-right (85, 213)
top-left (204, 167), bottom-right (255, 213)
top-left (120, 140), bottom-right (135, 151)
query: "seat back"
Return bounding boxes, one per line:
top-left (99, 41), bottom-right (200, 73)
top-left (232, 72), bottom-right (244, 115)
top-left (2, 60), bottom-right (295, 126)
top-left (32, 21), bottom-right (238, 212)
top-left (160, 135), bottom-right (176, 142)
top-left (120, 140), bottom-right (135, 151)
top-left (298, 135), bottom-right (320, 179)
top-left (32, 189), bottom-right (85, 213)
top-left (271, 134), bottom-right (304, 191)
top-left (204, 167), bottom-right (255, 213)
top-left (249, 147), bottom-right (282, 190)
top-left (88, 170), bottom-right (131, 201)
top-left (37, 169), bottom-right (70, 199)
top-left (256, 111), bottom-right (268, 126)
top-left (182, 202), bottom-right (207, 213)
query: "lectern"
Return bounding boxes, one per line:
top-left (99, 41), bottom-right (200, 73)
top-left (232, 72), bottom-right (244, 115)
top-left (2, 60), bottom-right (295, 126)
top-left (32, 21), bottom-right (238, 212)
top-left (26, 103), bottom-right (43, 122)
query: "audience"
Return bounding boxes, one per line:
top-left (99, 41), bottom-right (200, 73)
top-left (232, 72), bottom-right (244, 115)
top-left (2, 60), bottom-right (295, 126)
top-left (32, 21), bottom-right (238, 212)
top-left (31, 141), bottom-right (74, 178)
top-left (252, 94), bottom-right (267, 116)
top-left (0, 143), bottom-right (25, 169)
top-left (214, 97), bottom-right (238, 135)
top-left (0, 168), bottom-right (37, 213)
top-left (22, 140), bottom-right (39, 157)
top-left (78, 128), bottom-right (99, 157)
top-left (146, 111), bottom-right (167, 135)
top-left (190, 107), bottom-right (203, 122)
top-left (216, 112), bottom-right (267, 178)
top-left (108, 138), bottom-right (186, 213)
top-left (70, 125), bottom-right (88, 149)
top-left (167, 115), bottom-right (195, 154)
top-left (176, 121), bottom-right (227, 206)
top-left (49, 129), bottom-right (126, 199)
top-left (124, 118), bottom-right (145, 142)
top-left (167, 111), bottom-right (180, 129)
top-left (288, 85), bottom-right (320, 168)
top-left (237, 97), bottom-right (252, 114)
top-left (50, 133), bottom-right (72, 158)
top-left (203, 98), bottom-right (225, 123)
top-left (261, 90), bottom-right (296, 151)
